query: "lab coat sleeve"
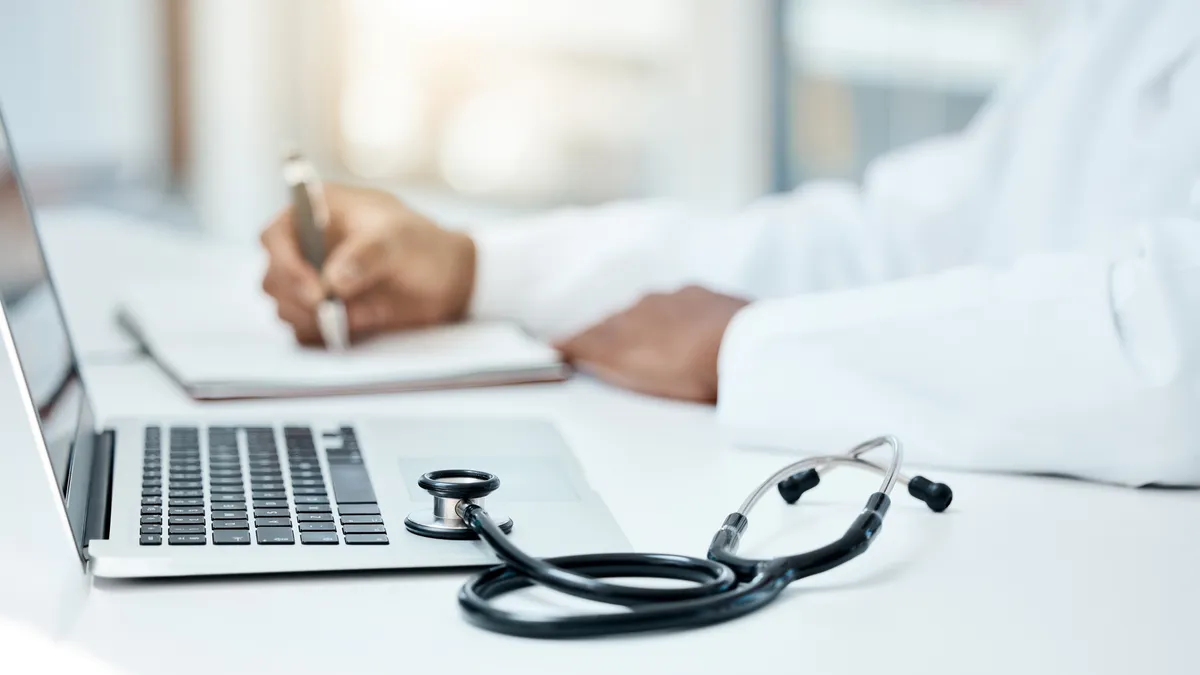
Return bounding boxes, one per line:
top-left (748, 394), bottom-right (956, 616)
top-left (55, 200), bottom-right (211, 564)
top-left (716, 217), bottom-right (1200, 487)
top-left (467, 130), bottom-right (988, 339)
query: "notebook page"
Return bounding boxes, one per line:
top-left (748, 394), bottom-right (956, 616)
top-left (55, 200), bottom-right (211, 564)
top-left (117, 282), bottom-right (561, 391)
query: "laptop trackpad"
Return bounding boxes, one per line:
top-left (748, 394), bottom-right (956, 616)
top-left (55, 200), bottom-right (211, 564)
top-left (396, 457), bottom-right (579, 502)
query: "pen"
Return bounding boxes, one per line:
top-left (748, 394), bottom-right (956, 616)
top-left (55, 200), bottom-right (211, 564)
top-left (282, 150), bottom-right (349, 351)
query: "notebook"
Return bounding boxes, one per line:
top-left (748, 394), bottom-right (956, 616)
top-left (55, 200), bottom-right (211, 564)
top-left (116, 282), bottom-right (567, 400)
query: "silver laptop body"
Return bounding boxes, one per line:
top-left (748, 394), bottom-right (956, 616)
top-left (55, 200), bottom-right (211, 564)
top-left (0, 107), bottom-right (629, 579)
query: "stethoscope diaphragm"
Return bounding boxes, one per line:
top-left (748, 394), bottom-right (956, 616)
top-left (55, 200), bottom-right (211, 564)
top-left (404, 469), bottom-right (513, 540)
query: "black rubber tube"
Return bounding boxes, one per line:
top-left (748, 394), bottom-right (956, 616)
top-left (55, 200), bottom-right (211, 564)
top-left (455, 505), bottom-right (863, 639)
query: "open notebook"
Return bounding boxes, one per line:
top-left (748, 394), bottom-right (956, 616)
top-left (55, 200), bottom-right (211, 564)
top-left (116, 282), bottom-right (567, 400)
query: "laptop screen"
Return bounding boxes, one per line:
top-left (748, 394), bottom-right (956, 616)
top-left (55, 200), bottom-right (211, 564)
top-left (0, 108), bottom-right (95, 559)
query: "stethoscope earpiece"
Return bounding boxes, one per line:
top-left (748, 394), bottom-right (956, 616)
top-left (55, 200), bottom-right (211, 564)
top-left (777, 468), bottom-right (820, 504)
top-left (907, 476), bottom-right (954, 512)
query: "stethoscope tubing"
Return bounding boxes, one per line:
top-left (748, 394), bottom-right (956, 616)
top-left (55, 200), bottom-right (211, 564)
top-left (457, 510), bottom-right (796, 639)
top-left (451, 436), bottom-right (945, 639)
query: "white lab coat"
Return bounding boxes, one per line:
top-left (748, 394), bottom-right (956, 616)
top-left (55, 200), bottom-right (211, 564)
top-left (467, 0), bottom-right (1200, 487)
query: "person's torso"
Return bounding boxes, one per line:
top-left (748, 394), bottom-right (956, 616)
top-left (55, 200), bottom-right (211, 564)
top-left (976, 0), bottom-right (1200, 260)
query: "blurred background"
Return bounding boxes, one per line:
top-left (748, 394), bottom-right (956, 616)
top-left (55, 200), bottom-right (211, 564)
top-left (0, 0), bottom-right (1060, 242)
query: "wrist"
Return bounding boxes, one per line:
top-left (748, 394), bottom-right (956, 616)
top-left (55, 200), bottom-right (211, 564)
top-left (447, 231), bottom-right (476, 321)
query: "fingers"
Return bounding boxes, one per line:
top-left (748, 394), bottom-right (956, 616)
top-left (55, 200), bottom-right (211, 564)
top-left (553, 321), bottom-right (617, 365)
top-left (260, 207), bottom-right (325, 308)
top-left (274, 298), bottom-right (322, 345)
top-left (262, 258), bottom-right (325, 309)
top-left (343, 286), bottom-right (435, 336)
top-left (324, 231), bottom-right (391, 300)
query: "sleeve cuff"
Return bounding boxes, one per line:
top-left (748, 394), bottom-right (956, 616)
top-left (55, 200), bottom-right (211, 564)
top-left (466, 223), bottom-right (547, 323)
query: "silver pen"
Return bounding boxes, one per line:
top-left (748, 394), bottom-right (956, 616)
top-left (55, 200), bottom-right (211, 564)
top-left (282, 150), bottom-right (349, 350)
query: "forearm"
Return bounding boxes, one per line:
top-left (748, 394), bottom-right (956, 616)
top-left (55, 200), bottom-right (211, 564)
top-left (715, 221), bottom-right (1200, 487)
top-left (466, 199), bottom-right (699, 338)
top-left (464, 182), bottom-right (879, 338)
top-left (464, 131), bottom-right (989, 338)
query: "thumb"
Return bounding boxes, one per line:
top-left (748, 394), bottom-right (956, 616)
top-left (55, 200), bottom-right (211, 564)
top-left (324, 231), bottom-right (388, 299)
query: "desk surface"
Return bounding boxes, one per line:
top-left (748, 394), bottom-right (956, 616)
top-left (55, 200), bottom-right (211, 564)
top-left (2, 208), bottom-right (1198, 674)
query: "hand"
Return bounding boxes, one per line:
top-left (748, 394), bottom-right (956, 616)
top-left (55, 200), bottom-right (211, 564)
top-left (260, 184), bottom-right (476, 345)
top-left (554, 286), bottom-right (750, 403)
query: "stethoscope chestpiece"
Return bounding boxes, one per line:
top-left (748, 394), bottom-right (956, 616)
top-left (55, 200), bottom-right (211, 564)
top-left (404, 469), bottom-right (514, 540)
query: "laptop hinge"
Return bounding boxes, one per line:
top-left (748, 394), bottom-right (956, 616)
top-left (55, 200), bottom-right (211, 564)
top-left (84, 430), bottom-right (116, 543)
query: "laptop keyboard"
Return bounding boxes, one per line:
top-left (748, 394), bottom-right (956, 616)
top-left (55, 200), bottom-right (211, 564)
top-left (138, 424), bottom-right (389, 546)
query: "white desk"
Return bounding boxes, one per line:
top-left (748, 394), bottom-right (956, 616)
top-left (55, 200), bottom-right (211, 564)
top-left (3, 208), bottom-right (1199, 674)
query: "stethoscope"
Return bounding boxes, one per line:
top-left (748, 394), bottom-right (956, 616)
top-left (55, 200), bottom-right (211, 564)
top-left (403, 436), bottom-right (952, 639)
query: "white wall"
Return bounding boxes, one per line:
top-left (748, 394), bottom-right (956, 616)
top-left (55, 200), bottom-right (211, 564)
top-left (0, 0), bottom-right (168, 184)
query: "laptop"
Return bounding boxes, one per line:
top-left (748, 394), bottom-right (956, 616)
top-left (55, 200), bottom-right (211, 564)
top-left (0, 108), bottom-right (629, 579)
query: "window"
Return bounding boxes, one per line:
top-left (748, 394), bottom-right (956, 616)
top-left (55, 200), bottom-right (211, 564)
top-left (780, 0), bottom-right (1042, 183)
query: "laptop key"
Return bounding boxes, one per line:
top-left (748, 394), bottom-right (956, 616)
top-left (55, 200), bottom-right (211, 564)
top-left (169, 516), bottom-right (205, 525)
top-left (252, 491), bottom-right (287, 500)
top-left (168, 534), bottom-right (206, 545)
top-left (169, 526), bottom-right (206, 535)
top-left (339, 504), bottom-right (380, 516)
top-left (142, 488), bottom-right (162, 497)
top-left (329, 465), bottom-right (377, 504)
top-left (297, 513), bottom-right (333, 522)
top-left (255, 518), bottom-right (292, 528)
top-left (340, 515), bottom-right (383, 525)
top-left (213, 520), bottom-right (249, 530)
top-left (213, 530), bottom-right (251, 545)
top-left (299, 522), bottom-right (336, 532)
top-left (169, 507), bottom-right (205, 516)
top-left (209, 477), bottom-right (244, 486)
top-left (254, 508), bottom-right (290, 518)
top-left (292, 487), bottom-right (327, 496)
top-left (256, 528), bottom-right (295, 545)
top-left (212, 494), bottom-right (246, 502)
top-left (293, 496), bottom-right (329, 505)
top-left (140, 534), bottom-right (162, 545)
top-left (141, 497), bottom-right (162, 506)
top-left (249, 483), bottom-right (284, 491)
top-left (169, 498), bottom-right (204, 507)
top-left (169, 490), bottom-right (202, 498)
top-left (211, 486), bottom-right (245, 494)
top-left (140, 525), bottom-right (163, 535)
top-left (169, 481), bottom-right (202, 489)
top-left (141, 506), bottom-right (163, 515)
top-left (253, 500), bottom-right (288, 509)
top-left (345, 534), bottom-right (389, 545)
top-left (343, 524), bottom-right (386, 534)
top-left (300, 532), bottom-right (339, 545)
top-left (141, 515), bottom-right (162, 525)
top-left (295, 504), bottom-right (332, 513)
top-left (212, 510), bottom-right (247, 519)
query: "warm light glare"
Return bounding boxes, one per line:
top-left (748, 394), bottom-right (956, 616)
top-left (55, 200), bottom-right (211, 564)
top-left (439, 87), bottom-right (568, 198)
top-left (340, 75), bottom-right (428, 179)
